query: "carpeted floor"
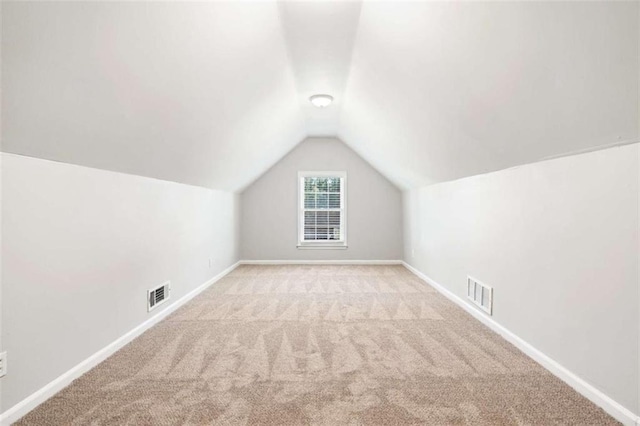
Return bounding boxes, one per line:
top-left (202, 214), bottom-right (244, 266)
top-left (17, 265), bottom-right (617, 425)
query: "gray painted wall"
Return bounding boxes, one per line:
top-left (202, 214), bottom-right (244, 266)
top-left (241, 138), bottom-right (402, 260)
top-left (1, 153), bottom-right (240, 412)
top-left (403, 144), bottom-right (639, 415)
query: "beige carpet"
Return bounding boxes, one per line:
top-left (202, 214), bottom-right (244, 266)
top-left (17, 265), bottom-right (617, 425)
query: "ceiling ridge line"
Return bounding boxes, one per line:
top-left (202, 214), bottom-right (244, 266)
top-left (335, 0), bottom-right (365, 134)
top-left (538, 138), bottom-right (640, 163)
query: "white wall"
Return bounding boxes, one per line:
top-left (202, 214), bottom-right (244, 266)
top-left (403, 144), bottom-right (639, 415)
top-left (241, 138), bottom-right (403, 261)
top-left (0, 153), bottom-right (240, 412)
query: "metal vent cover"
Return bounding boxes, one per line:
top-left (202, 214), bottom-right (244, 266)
top-left (148, 282), bottom-right (170, 312)
top-left (467, 276), bottom-right (492, 315)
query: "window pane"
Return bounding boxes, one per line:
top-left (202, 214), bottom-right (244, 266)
top-left (316, 227), bottom-right (329, 240)
top-left (304, 211), bottom-right (316, 226)
top-left (325, 178), bottom-right (334, 192)
top-left (316, 178), bottom-right (328, 192)
top-left (330, 227), bottom-right (340, 240)
top-left (328, 178), bottom-right (340, 192)
top-left (304, 227), bottom-right (315, 240)
top-left (328, 193), bottom-right (340, 208)
top-left (317, 211), bottom-right (328, 226)
top-left (304, 194), bottom-right (316, 209)
top-left (329, 211), bottom-right (340, 240)
top-left (328, 211), bottom-right (340, 226)
top-left (304, 178), bottom-right (315, 192)
top-left (316, 193), bottom-right (328, 209)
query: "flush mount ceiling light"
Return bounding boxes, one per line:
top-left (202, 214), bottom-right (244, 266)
top-left (309, 94), bottom-right (333, 108)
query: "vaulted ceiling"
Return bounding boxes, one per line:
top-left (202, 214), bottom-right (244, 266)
top-left (3, 1), bottom-right (638, 191)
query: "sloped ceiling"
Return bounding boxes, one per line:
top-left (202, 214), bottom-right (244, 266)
top-left (339, 1), bottom-right (639, 189)
top-left (2, 1), bottom-right (638, 191)
top-left (278, 0), bottom-right (361, 137)
top-left (2, 1), bottom-right (306, 191)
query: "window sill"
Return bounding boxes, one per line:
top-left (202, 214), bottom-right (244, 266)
top-left (297, 244), bottom-right (348, 250)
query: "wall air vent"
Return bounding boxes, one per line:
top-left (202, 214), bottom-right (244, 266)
top-left (148, 282), bottom-right (170, 312)
top-left (467, 276), bottom-right (492, 315)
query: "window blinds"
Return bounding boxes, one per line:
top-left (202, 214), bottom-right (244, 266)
top-left (302, 176), bottom-right (343, 241)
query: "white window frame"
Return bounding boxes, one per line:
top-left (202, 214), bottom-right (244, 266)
top-left (297, 171), bottom-right (347, 249)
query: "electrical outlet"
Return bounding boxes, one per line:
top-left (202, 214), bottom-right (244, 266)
top-left (208, 258), bottom-right (213, 268)
top-left (0, 351), bottom-right (7, 377)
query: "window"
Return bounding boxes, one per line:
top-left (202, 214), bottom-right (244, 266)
top-left (298, 171), bottom-right (346, 249)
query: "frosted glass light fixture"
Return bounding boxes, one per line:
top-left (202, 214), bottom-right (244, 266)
top-left (309, 94), bottom-right (333, 108)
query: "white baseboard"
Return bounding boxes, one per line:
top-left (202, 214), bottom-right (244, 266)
top-left (0, 261), bottom-right (241, 426)
top-left (239, 259), bottom-right (403, 265)
top-left (5, 260), bottom-right (634, 425)
top-left (402, 261), bottom-right (640, 426)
